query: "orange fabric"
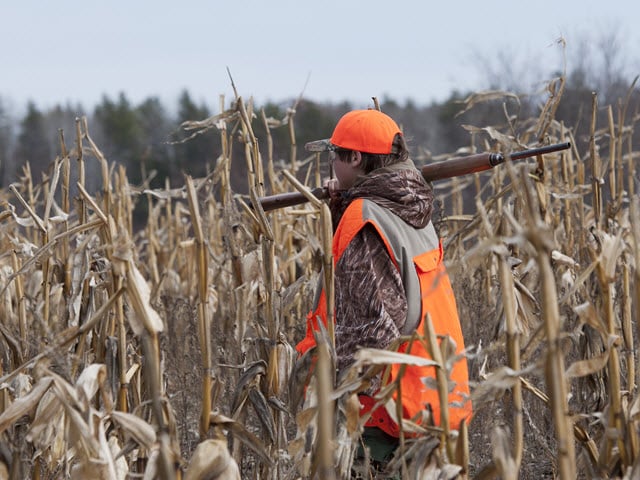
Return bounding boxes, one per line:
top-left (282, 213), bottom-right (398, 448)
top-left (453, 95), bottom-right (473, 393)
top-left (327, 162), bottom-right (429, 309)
top-left (358, 394), bottom-right (402, 437)
top-left (295, 199), bottom-right (472, 436)
top-left (388, 247), bottom-right (471, 430)
top-left (296, 289), bottom-right (327, 356)
top-left (330, 110), bottom-right (402, 154)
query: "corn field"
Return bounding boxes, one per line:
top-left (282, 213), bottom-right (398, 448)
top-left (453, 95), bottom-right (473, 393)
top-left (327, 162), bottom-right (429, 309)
top-left (0, 76), bottom-right (639, 479)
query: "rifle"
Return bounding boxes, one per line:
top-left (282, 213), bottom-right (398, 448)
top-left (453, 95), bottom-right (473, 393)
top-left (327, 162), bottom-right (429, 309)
top-left (257, 142), bottom-right (571, 212)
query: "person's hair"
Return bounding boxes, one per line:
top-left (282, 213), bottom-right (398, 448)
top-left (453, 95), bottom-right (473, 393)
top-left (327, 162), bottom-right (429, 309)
top-left (335, 133), bottom-right (408, 174)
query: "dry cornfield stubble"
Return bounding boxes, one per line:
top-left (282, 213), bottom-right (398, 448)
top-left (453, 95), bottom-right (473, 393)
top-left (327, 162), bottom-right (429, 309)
top-left (0, 79), bottom-right (639, 479)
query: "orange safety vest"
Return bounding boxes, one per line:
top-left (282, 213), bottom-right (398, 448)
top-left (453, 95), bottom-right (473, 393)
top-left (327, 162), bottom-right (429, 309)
top-left (296, 198), bottom-right (472, 436)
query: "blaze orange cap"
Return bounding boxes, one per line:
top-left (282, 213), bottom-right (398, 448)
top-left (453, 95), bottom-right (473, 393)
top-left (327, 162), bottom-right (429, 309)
top-left (304, 109), bottom-right (402, 154)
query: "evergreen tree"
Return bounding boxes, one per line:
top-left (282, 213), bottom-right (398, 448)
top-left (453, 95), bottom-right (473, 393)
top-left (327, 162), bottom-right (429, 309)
top-left (136, 96), bottom-right (174, 187)
top-left (0, 99), bottom-right (13, 186)
top-left (13, 101), bottom-right (52, 184)
top-left (173, 90), bottom-right (219, 181)
top-left (94, 92), bottom-right (145, 184)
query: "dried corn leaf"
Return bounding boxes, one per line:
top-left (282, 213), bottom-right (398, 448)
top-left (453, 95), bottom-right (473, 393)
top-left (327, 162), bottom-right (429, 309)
top-left (513, 285), bottom-right (536, 337)
top-left (125, 259), bottom-right (164, 335)
top-left (27, 388), bottom-right (65, 463)
top-left (0, 377), bottom-right (53, 434)
top-left (290, 350), bottom-right (314, 411)
top-left (110, 411), bottom-right (156, 450)
top-left (344, 392), bottom-right (361, 436)
top-left (565, 335), bottom-right (616, 378)
top-left (75, 363), bottom-right (107, 401)
top-left (380, 397), bottom-right (427, 435)
top-left (295, 403), bottom-right (318, 432)
top-left (10, 373), bottom-right (32, 397)
top-left (552, 250), bottom-right (579, 268)
top-left (562, 259), bottom-right (599, 301)
top-left (267, 396), bottom-right (289, 414)
top-left (178, 108), bottom-right (238, 136)
top-left (599, 231), bottom-right (625, 281)
top-left (629, 394), bottom-right (640, 421)
top-left (272, 338), bottom-right (296, 396)
top-left (70, 460), bottom-right (112, 480)
top-left (248, 388), bottom-right (276, 443)
top-left (492, 426), bottom-right (518, 479)
top-left (471, 367), bottom-right (525, 405)
top-left (352, 348), bottom-right (439, 369)
top-left (435, 464), bottom-right (464, 479)
top-left (573, 302), bottom-right (607, 336)
top-left (109, 436), bottom-right (128, 480)
top-left (184, 439), bottom-right (240, 480)
top-left (43, 416), bottom-right (67, 466)
top-left (456, 90), bottom-right (520, 118)
top-left (142, 187), bottom-right (187, 200)
top-left (210, 413), bottom-right (274, 466)
top-left (91, 414), bottom-right (123, 480)
top-left (231, 361), bottom-right (266, 415)
top-left (125, 363), bottom-right (140, 384)
top-left (62, 403), bottom-right (101, 459)
top-left (142, 448), bottom-right (159, 480)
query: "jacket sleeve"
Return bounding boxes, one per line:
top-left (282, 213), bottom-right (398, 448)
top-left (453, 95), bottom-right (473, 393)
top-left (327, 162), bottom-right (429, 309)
top-left (333, 224), bottom-right (407, 374)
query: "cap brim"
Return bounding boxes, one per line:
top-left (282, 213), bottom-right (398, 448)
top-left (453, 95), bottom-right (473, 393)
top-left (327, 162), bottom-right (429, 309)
top-left (304, 139), bottom-right (335, 152)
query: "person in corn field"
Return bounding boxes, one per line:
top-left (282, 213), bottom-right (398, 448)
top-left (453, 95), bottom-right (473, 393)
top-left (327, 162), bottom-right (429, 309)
top-left (295, 109), bottom-right (473, 476)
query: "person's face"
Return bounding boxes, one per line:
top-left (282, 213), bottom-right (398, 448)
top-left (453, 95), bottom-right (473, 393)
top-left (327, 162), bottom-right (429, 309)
top-left (330, 150), bottom-right (363, 190)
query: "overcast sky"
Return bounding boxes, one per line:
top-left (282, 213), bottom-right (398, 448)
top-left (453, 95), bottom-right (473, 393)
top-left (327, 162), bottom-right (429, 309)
top-left (2, 0), bottom-right (639, 115)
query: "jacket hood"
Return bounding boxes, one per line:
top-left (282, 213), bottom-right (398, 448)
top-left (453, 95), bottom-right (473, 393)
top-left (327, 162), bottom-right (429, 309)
top-left (330, 159), bottom-right (434, 229)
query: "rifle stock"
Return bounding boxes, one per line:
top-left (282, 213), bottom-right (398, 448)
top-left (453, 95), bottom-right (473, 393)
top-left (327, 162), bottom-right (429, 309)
top-left (257, 186), bottom-right (328, 212)
top-left (257, 142), bottom-right (570, 212)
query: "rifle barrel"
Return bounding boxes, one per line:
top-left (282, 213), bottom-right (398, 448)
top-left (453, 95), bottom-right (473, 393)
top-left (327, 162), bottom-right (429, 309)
top-left (257, 142), bottom-right (571, 212)
top-left (421, 142), bottom-right (571, 182)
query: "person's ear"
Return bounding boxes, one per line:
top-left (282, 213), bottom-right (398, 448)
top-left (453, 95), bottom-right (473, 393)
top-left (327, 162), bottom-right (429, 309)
top-left (351, 151), bottom-right (362, 167)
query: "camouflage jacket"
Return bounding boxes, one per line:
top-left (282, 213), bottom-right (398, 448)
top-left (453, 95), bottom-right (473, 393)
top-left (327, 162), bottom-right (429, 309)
top-left (329, 159), bottom-right (434, 380)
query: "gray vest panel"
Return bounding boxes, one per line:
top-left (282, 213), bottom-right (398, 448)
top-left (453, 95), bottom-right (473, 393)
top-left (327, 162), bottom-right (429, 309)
top-left (360, 200), bottom-right (439, 334)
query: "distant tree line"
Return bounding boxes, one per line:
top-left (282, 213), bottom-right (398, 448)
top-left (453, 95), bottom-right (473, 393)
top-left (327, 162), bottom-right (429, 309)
top-left (0, 34), bottom-right (637, 199)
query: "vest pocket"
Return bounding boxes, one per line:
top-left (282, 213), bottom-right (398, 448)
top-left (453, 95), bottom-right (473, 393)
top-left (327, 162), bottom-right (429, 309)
top-left (413, 242), bottom-right (443, 274)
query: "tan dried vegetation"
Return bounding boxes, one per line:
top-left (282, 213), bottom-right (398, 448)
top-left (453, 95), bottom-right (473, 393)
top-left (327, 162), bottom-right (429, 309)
top-left (0, 75), bottom-right (639, 479)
